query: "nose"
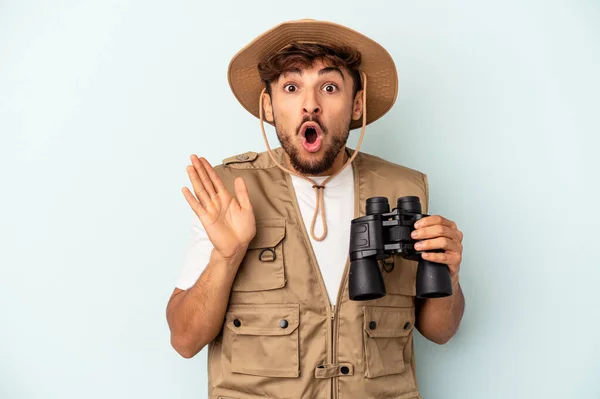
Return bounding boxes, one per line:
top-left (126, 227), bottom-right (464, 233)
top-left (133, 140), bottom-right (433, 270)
top-left (302, 90), bottom-right (321, 116)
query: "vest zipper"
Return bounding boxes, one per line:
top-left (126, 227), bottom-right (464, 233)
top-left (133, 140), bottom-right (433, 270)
top-left (331, 159), bottom-right (359, 399)
top-left (283, 172), bottom-right (336, 398)
top-left (333, 261), bottom-right (350, 399)
top-left (282, 161), bottom-right (359, 399)
top-left (331, 304), bottom-right (336, 399)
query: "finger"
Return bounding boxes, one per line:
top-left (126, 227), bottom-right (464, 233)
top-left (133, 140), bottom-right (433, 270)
top-left (411, 225), bottom-right (458, 241)
top-left (186, 164), bottom-right (212, 208)
top-left (414, 237), bottom-right (462, 253)
top-left (234, 177), bottom-right (253, 211)
top-left (181, 186), bottom-right (207, 216)
top-left (422, 251), bottom-right (462, 269)
top-left (200, 157), bottom-right (227, 195)
top-left (191, 155), bottom-right (217, 198)
top-left (415, 215), bottom-right (456, 229)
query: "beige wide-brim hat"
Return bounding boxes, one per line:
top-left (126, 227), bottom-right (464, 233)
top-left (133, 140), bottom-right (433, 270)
top-left (227, 19), bottom-right (398, 130)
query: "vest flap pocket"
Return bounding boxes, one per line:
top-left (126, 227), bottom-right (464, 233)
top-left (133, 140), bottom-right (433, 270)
top-left (226, 304), bottom-right (299, 336)
top-left (223, 304), bottom-right (300, 378)
top-left (362, 306), bottom-right (415, 379)
top-left (232, 219), bottom-right (286, 292)
top-left (247, 218), bottom-right (285, 249)
top-left (364, 306), bottom-right (415, 338)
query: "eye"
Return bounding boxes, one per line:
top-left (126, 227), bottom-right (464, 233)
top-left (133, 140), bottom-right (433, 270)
top-left (323, 84), bottom-right (338, 93)
top-left (284, 84), bottom-right (297, 93)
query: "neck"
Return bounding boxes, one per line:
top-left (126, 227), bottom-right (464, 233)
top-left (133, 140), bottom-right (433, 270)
top-left (283, 147), bottom-right (349, 177)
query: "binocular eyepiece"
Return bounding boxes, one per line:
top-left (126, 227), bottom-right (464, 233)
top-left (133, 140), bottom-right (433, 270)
top-left (348, 196), bottom-right (453, 301)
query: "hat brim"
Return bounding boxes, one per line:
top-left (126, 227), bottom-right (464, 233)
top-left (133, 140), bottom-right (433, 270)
top-left (227, 19), bottom-right (398, 131)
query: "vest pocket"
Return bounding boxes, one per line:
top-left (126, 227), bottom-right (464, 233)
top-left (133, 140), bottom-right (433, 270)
top-left (362, 306), bottom-right (415, 378)
top-left (232, 218), bottom-right (286, 292)
top-left (224, 303), bottom-right (300, 378)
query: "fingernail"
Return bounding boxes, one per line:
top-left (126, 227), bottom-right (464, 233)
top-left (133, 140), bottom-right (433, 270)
top-left (411, 231), bottom-right (418, 238)
top-left (414, 242), bottom-right (423, 249)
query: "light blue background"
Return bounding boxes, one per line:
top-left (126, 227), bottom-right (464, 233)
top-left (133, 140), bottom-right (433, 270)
top-left (1, 1), bottom-right (599, 398)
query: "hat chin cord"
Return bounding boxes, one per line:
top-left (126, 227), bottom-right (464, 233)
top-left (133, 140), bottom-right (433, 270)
top-left (258, 72), bottom-right (368, 241)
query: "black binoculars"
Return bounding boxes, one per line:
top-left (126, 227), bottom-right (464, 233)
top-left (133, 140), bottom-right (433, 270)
top-left (348, 196), bottom-right (453, 301)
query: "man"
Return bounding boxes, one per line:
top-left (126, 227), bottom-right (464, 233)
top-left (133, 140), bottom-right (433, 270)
top-left (166, 19), bottom-right (465, 399)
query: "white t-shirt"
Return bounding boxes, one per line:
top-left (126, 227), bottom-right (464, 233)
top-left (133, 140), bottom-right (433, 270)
top-left (175, 164), bottom-right (355, 305)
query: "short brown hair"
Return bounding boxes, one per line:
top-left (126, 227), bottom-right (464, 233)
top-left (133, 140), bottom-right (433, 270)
top-left (257, 42), bottom-right (362, 97)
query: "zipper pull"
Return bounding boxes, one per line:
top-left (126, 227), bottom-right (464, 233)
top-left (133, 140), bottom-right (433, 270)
top-left (331, 304), bottom-right (336, 320)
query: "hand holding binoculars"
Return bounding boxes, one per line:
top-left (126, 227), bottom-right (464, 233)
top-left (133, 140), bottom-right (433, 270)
top-left (348, 196), bottom-right (453, 301)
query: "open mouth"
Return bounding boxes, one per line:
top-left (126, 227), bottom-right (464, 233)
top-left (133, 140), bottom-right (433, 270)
top-left (305, 127), bottom-right (318, 144)
top-left (300, 122), bottom-right (323, 153)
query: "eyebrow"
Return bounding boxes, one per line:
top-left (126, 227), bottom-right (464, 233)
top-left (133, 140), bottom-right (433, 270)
top-left (282, 67), bottom-right (345, 81)
top-left (318, 67), bottom-right (345, 81)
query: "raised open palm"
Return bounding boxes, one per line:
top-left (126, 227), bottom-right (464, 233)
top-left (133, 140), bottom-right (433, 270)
top-left (182, 155), bottom-right (256, 259)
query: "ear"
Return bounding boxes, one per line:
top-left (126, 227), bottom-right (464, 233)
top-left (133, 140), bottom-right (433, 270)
top-left (262, 91), bottom-right (274, 123)
top-left (351, 90), bottom-right (364, 121)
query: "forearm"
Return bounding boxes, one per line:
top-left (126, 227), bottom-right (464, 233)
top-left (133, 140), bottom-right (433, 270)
top-left (416, 278), bottom-right (465, 345)
top-left (167, 249), bottom-right (244, 358)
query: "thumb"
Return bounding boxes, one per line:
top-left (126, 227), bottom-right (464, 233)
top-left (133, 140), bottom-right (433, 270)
top-left (234, 177), bottom-right (252, 211)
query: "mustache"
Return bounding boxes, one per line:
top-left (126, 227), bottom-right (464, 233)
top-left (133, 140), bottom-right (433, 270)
top-left (296, 115), bottom-right (327, 135)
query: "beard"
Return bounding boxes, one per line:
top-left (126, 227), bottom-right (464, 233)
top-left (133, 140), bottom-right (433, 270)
top-left (274, 114), bottom-right (351, 176)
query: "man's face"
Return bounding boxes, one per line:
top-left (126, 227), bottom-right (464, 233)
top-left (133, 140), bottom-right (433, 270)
top-left (263, 60), bottom-right (363, 176)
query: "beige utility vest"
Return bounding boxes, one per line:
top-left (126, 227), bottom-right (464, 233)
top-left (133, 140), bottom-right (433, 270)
top-left (209, 147), bottom-right (429, 399)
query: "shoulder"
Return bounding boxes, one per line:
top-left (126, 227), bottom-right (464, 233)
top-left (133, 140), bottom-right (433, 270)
top-left (355, 150), bottom-right (426, 182)
top-left (353, 149), bottom-right (430, 212)
top-left (217, 148), bottom-right (285, 171)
